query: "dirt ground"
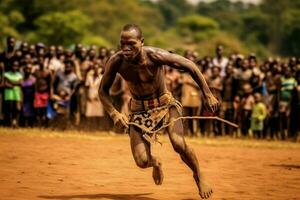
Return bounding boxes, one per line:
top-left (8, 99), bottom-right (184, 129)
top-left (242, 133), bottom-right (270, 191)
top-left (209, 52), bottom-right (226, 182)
top-left (0, 129), bottom-right (299, 200)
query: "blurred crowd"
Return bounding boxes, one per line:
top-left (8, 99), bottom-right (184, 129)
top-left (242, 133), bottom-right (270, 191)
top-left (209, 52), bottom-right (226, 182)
top-left (0, 37), bottom-right (299, 140)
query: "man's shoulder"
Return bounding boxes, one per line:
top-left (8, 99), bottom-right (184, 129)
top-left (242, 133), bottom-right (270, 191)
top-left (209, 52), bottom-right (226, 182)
top-left (143, 46), bottom-right (171, 61)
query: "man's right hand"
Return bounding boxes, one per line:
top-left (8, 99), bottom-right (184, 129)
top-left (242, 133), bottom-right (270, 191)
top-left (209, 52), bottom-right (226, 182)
top-left (111, 111), bottom-right (129, 131)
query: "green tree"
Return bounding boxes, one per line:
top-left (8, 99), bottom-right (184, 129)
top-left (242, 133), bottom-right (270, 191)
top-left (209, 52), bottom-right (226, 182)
top-left (177, 15), bottom-right (220, 43)
top-left (0, 11), bottom-right (24, 49)
top-left (156, 0), bottom-right (193, 28)
top-left (31, 10), bottom-right (91, 46)
top-left (281, 9), bottom-right (300, 55)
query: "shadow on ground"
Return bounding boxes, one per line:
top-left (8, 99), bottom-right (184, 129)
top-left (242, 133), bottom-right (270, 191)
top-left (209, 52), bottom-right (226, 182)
top-left (38, 193), bottom-right (157, 200)
top-left (270, 164), bottom-right (300, 169)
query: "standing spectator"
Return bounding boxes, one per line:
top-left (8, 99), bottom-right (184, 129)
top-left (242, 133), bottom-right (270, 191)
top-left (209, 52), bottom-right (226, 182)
top-left (98, 47), bottom-right (108, 72)
top-left (0, 37), bottom-right (16, 123)
top-left (21, 64), bottom-right (36, 127)
top-left (4, 59), bottom-right (23, 127)
top-left (34, 56), bottom-right (52, 127)
top-left (85, 65), bottom-right (104, 130)
top-left (240, 83), bottom-right (254, 137)
top-left (53, 60), bottom-right (77, 111)
top-left (265, 67), bottom-right (281, 140)
top-left (251, 93), bottom-right (267, 139)
top-left (0, 37), bottom-right (16, 71)
top-left (236, 59), bottom-right (252, 95)
top-left (181, 51), bottom-right (201, 136)
top-left (212, 45), bottom-right (229, 77)
top-left (181, 72), bottom-right (201, 136)
top-left (45, 45), bottom-right (64, 73)
top-left (222, 64), bottom-right (238, 135)
top-left (207, 66), bottom-right (223, 136)
top-left (73, 47), bottom-right (91, 126)
top-left (279, 68), bottom-right (297, 139)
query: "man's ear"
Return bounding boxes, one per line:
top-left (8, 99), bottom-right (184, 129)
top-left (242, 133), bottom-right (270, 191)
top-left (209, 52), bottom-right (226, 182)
top-left (141, 37), bottom-right (144, 46)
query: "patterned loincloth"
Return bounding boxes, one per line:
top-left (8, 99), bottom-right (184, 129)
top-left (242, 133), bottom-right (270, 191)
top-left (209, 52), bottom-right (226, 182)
top-left (128, 92), bottom-right (182, 135)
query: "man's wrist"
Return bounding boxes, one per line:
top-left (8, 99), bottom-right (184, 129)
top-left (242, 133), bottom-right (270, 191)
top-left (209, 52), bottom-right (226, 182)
top-left (109, 110), bottom-right (119, 119)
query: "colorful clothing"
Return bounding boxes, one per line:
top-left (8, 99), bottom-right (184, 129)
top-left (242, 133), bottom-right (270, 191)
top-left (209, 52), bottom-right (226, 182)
top-left (251, 102), bottom-right (267, 131)
top-left (129, 92), bottom-right (182, 133)
top-left (4, 71), bottom-right (23, 101)
top-left (34, 92), bottom-right (49, 108)
top-left (280, 77), bottom-right (297, 102)
top-left (21, 77), bottom-right (36, 116)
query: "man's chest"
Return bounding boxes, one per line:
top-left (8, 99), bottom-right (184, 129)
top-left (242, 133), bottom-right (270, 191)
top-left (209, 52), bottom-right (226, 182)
top-left (119, 63), bottom-right (161, 84)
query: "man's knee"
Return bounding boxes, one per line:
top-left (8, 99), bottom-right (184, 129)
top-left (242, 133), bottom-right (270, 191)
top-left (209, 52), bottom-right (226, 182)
top-left (134, 154), bottom-right (149, 168)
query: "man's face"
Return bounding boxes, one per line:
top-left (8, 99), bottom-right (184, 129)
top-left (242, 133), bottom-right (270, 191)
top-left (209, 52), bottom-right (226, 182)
top-left (7, 37), bottom-right (15, 50)
top-left (216, 46), bottom-right (223, 57)
top-left (226, 65), bottom-right (233, 75)
top-left (12, 61), bottom-right (19, 72)
top-left (99, 48), bottom-right (107, 58)
top-left (49, 46), bottom-right (56, 57)
top-left (120, 29), bottom-right (143, 61)
top-left (212, 67), bottom-right (220, 78)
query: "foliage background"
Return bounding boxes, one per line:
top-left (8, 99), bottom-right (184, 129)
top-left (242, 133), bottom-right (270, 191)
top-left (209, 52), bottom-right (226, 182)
top-left (0, 0), bottom-right (299, 57)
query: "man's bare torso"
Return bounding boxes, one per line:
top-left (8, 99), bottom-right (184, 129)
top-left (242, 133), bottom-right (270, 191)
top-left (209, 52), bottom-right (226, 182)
top-left (115, 47), bottom-right (168, 100)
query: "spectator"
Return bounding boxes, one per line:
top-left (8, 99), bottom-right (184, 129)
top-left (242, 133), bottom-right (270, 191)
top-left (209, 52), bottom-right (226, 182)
top-left (240, 83), bottom-right (254, 137)
top-left (21, 64), bottom-right (36, 127)
top-left (85, 65), bottom-right (104, 130)
top-left (4, 58), bottom-right (23, 127)
top-left (212, 45), bottom-right (229, 77)
top-left (251, 93), bottom-right (267, 139)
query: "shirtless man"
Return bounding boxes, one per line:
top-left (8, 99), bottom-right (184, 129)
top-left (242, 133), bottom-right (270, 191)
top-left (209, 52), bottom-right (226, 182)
top-left (99, 24), bottom-right (219, 199)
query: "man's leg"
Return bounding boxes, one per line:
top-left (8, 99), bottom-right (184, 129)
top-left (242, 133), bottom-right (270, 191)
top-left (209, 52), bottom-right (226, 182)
top-left (129, 126), bottom-right (163, 185)
top-left (167, 107), bottom-right (213, 199)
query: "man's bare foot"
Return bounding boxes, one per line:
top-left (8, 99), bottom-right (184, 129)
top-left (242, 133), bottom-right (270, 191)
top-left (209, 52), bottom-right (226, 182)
top-left (194, 175), bottom-right (213, 199)
top-left (152, 163), bottom-right (163, 185)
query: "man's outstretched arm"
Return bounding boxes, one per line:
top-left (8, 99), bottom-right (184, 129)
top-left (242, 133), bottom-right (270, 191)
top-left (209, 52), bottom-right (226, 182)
top-left (98, 54), bottom-right (128, 128)
top-left (151, 48), bottom-right (219, 112)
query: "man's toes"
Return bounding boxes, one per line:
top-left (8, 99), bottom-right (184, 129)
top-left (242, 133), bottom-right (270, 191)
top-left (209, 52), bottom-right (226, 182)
top-left (199, 193), bottom-right (205, 199)
top-left (205, 192), bottom-right (210, 199)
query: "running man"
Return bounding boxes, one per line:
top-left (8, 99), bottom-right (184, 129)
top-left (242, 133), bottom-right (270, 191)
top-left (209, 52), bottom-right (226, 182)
top-left (99, 24), bottom-right (219, 199)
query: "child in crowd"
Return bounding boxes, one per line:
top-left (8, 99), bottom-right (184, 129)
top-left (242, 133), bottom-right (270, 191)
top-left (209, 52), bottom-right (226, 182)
top-left (251, 93), bottom-right (267, 139)
top-left (4, 59), bottom-right (23, 127)
top-left (21, 64), bottom-right (36, 127)
top-left (51, 88), bottom-right (71, 130)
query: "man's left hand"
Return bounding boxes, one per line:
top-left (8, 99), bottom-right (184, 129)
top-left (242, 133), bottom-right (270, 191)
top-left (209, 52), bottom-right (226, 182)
top-left (206, 94), bottom-right (220, 113)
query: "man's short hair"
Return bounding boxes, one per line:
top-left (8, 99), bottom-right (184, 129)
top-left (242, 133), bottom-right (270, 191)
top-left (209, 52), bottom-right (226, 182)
top-left (122, 24), bottom-right (142, 39)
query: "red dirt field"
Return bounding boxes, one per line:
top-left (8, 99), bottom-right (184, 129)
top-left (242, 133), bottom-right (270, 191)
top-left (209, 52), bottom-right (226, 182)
top-left (0, 129), bottom-right (299, 200)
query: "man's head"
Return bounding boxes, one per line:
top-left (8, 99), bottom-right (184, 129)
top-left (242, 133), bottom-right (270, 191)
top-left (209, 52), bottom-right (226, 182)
top-left (211, 66), bottom-right (221, 78)
top-left (6, 36), bottom-right (15, 51)
top-left (216, 45), bottom-right (224, 58)
top-left (21, 42), bottom-right (29, 53)
top-left (120, 24), bottom-right (144, 61)
top-left (225, 64), bottom-right (233, 76)
top-left (11, 58), bottom-right (19, 72)
top-left (99, 47), bottom-right (107, 59)
top-left (254, 93), bottom-right (262, 103)
top-left (24, 63), bottom-right (33, 76)
top-left (49, 45), bottom-right (56, 57)
top-left (64, 59), bottom-right (74, 74)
